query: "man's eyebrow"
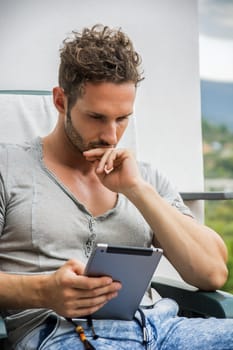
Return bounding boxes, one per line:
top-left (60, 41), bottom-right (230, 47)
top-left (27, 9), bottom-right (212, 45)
top-left (87, 111), bottom-right (133, 118)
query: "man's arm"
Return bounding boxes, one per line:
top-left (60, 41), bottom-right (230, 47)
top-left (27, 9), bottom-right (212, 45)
top-left (84, 147), bottom-right (228, 291)
top-left (0, 259), bottom-right (121, 317)
top-left (124, 180), bottom-right (228, 290)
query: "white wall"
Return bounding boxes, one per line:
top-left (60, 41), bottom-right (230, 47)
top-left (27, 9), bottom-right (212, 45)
top-left (0, 0), bottom-right (203, 193)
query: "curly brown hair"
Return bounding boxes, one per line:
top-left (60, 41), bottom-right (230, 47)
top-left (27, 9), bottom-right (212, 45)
top-left (58, 24), bottom-right (144, 107)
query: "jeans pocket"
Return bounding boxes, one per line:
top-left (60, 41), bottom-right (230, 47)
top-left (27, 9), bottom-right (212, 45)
top-left (37, 316), bottom-right (59, 350)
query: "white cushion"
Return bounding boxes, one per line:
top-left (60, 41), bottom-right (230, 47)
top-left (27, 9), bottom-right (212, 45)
top-left (0, 92), bottom-right (57, 144)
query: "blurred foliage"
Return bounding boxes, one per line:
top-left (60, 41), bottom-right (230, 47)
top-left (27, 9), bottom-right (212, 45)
top-left (202, 118), bottom-right (233, 293)
top-left (202, 119), bottom-right (233, 178)
top-left (202, 119), bottom-right (233, 145)
top-left (204, 154), bottom-right (233, 178)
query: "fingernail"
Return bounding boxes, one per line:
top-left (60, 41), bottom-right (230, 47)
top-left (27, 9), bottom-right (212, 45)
top-left (104, 166), bottom-right (114, 174)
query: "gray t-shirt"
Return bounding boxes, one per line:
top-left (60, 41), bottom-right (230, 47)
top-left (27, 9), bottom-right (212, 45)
top-left (0, 138), bottom-right (192, 346)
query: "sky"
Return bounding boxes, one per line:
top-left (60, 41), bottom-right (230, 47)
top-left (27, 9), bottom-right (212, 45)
top-left (198, 0), bottom-right (233, 82)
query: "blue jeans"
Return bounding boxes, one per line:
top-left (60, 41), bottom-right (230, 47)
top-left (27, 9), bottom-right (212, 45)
top-left (15, 299), bottom-right (233, 350)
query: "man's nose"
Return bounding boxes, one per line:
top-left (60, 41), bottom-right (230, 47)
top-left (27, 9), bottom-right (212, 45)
top-left (100, 123), bottom-right (118, 145)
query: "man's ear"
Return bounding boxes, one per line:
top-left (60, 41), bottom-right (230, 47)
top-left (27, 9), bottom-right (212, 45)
top-left (53, 86), bottom-right (67, 113)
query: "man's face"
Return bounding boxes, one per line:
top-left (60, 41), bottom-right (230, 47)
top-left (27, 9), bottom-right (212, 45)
top-left (64, 82), bottom-right (136, 153)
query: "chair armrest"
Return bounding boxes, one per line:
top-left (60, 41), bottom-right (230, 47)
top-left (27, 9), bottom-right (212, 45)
top-left (152, 276), bottom-right (233, 318)
top-left (0, 316), bottom-right (7, 339)
top-left (180, 191), bottom-right (233, 201)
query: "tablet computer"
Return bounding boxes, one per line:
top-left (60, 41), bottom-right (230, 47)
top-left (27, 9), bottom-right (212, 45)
top-left (84, 244), bottom-right (163, 320)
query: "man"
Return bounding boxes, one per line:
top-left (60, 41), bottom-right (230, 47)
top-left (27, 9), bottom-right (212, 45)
top-left (0, 24), bottom-right (232, 349)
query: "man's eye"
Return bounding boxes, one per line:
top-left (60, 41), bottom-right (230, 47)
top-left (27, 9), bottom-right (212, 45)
top-left (90, 115), bottom-right (102, 120)
top-left (117, 117), bottom-right (128, 122)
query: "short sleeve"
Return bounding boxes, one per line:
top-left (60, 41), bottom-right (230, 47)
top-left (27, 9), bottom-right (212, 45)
top-left (138, 161), bottom-right (193, 218)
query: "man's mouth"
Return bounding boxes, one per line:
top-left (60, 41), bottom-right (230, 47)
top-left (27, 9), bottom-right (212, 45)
top-left (91, 144), bottom-right (116, 149)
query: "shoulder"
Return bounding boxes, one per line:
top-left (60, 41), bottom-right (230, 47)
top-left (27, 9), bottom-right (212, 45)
top-left (0, 141), bottom-right (35, 153)
top-left (138, 161), bottom-right (193, 217)
top-left (0, 139), bottom-right (38, 159)
top-left (138, 161), bottom-right (171, 193)
top-left (0, 139), bottom-right (39, 176)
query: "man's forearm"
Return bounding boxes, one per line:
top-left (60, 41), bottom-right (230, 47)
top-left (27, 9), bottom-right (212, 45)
top-left (0, 272), bottom-right (49, 309)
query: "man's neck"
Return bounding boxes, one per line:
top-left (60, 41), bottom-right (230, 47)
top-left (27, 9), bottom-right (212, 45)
top-left (42, 132), bottom-right (94, 174)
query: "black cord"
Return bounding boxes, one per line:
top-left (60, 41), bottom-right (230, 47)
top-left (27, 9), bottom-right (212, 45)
top-left (86, 315), bottom-right (99, 340)
top-left (135, 308), bottom-right (149, 349)
top-left (65, 317), bottom-right (96, 350)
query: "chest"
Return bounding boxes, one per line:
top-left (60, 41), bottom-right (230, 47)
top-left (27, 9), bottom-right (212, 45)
top-left (46, 163), bottom-right (117, 217)
top-left (67, 178), bottom-right (117, 216)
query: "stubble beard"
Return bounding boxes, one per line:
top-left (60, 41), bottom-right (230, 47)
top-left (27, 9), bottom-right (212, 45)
top-left (64, 111), bottom-right (116, 153)
top-left (64, 111), bottom-right (88, 153)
